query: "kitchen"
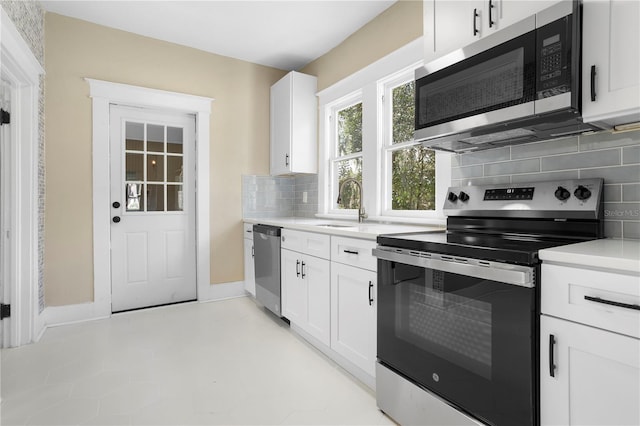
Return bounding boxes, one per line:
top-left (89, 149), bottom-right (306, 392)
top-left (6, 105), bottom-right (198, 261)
top-left (1, 0), bottom-right (639, 425)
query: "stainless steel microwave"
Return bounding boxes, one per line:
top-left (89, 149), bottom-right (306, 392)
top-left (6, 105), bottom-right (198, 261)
top-left (414, 1), bottom-right (605, 153)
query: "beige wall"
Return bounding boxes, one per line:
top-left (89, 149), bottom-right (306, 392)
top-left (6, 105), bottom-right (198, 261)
top-left (44, 0), bottom-right (423, 306)
top-left (301, 0), bottom-right (423, 91)
top-left (44, 13), bottom-right (286, 306)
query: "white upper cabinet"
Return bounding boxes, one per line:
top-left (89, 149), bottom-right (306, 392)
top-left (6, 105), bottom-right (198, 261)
top-left (581, 0), bottom-right (640, 126)
top-left (424, 0), bottom-right (558, 62)
top-left (270, 71), bottom-right (318, 176)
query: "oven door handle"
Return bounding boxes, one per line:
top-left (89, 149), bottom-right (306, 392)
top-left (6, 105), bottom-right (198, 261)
top-left (373, 248), bottom-right (535, 288)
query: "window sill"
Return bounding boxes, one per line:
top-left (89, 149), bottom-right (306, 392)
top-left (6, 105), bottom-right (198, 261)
top-left (315, 213), bottom-right (446, 227)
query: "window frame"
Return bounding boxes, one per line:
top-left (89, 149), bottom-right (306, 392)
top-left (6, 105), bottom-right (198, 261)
top-left (317, 38), bottom-right (450, 224)
top-left (379, 68), bottom-right (448, 219)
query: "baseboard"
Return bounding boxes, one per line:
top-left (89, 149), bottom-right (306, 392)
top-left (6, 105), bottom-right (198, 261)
top-left (37, 281), bottom-right (245, 339)
top-left (43, 301), bottom-right (111, 328)
top-left (290, 323), bottom-right (376, 391)
top-left (198, 281), bottom-right (247, 303)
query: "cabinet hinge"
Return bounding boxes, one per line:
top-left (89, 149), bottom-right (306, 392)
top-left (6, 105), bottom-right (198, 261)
top-left (0, 109), bottom-right (10, 126)
top-left (0, 304), bottom-right (10, 320)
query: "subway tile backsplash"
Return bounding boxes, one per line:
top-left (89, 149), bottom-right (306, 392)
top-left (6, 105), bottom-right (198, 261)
top-left (242, 174), bottom-right (318, 219)
top-left (451, 129), bottom-right (640, 239)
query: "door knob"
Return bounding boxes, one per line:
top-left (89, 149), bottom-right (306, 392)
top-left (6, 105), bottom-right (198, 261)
top-left (112, 216), bottom-right (121, 223)
top-left (112, 201), bottom-right (121, 208)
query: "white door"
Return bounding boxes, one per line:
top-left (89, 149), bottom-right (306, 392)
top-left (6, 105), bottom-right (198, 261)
top-left (110, 106), bottom-right (197, 312)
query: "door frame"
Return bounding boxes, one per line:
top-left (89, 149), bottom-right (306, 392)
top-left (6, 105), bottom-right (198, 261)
top-left (0, 9), bottom-right (45, 347)
top-left (87, 79), bottom-right (212, 318)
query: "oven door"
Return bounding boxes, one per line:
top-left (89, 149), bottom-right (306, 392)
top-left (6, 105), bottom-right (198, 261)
top-left (374, 248), bottom-right (538, 426)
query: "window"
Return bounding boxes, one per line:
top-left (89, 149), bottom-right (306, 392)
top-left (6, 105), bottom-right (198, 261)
top-left (382, 73), bottom-right (437, 214)
top-left (318, 39), bottom-right (450, 222)
top-left (329, 94), bottom-right (363, 213)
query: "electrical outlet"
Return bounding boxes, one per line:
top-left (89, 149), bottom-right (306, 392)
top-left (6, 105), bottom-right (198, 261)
top-left (303, 191), bottom-right (308, 203)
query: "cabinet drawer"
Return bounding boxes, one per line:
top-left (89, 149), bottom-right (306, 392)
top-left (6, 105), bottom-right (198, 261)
top-left (331, 236), bottom-right (377, 272)
top-left (281, 229), bottom-right (330, 259)
top-left (243, 222), bottom-right (254, 239)
top-left (541, 264), bottom-right (640, 339)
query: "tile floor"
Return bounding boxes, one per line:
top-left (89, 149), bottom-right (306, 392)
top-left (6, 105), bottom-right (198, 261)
top-left (1, 297), bottom-right (395, 425)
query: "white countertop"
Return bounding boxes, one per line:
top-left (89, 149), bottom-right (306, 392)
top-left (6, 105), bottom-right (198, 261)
top-left (243, 217), bottom-right (445, 240)
top-left (539, 239), bottom-right (640, 274)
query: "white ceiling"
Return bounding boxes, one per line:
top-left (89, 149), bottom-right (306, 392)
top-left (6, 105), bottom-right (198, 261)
top-left (40, 0), bottom-right (397, 71)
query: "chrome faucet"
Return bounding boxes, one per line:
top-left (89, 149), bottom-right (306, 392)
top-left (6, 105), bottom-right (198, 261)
top-left (337, 178), bottom-right (367, 223)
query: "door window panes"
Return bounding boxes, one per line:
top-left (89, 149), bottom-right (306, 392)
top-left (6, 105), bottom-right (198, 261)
top-left (147, 184), bottom-right (165, 212)
top-left (167, 156), bottom-right (183, 182)
top-left (125, 153), bottom-right (144, 181)
top-left (123, 120), bottom-right (186, 213)
top-left (167, 185), bottom-right (184, 211)
top-left (147, 124), bottom-right (164, 152)
top-left (167, 127), bottom-right (183, 154)
top-left (147, 154), bottom-right (165, 182)
top-left (125, 122), bottom-right (144, 151)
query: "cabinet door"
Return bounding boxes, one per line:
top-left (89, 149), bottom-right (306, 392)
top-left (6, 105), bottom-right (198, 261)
top-left (270, 73), bottom-right (292, 175)
top-left (303, 255), bottom-right (331, 346)
top-left (540, 315), bottom-right (640, 426)
top-left (582, 0), bottom-right (640, 125)
top-left (496, 1), bottom-right (559, 31)
top-left (243, 238), bottom-right (255, 296)
top-left (331, 262), bottom-right (377, 376)
top-left (281, 249), bottom-right (305, 324)
top-left (433, 0), bottom-right (483, 58)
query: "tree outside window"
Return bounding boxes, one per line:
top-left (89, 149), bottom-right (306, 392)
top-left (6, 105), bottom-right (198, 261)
top-left (334, 102), bottom-right (363, 210)
top-left (388, 80), bottom-right (436, 211)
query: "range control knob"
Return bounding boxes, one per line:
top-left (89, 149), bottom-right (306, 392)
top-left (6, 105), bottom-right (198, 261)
top-left (554, 186), bottom-right (571, 201)
top-left (458, 191), bottom-right (470, 202)
top-left (574, 185), bottom-right (592, 201)
top-left (447, 192), bottom-right (458, 202)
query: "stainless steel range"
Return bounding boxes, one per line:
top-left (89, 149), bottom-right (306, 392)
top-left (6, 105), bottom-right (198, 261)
top-left (373, 178), bottom-right (604, 426)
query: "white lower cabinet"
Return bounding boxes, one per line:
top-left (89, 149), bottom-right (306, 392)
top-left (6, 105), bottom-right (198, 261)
top-left (540, 315), bottom-right (640, 426)
top-left (540, 262), bottom-right (640, 425)
top-left (281, 248), bottom-right (331, 346)
top-left (330, 262), bottom-right (377, 376)
top-left (243, 223), bottom-right (255, 296)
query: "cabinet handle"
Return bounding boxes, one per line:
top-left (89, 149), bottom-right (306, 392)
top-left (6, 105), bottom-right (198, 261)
top-left (251, 246), bottom-right (254, 258)
top-left (473, 8), bottom-right (479, 36)
top-left (296, 259), bottom-right (300, 277)
top-left (549, 334), bottom-right (556, 377)
top-left (343, 249), bottom-right (359, 255)
top-left (488, 0), bottom-right (495, 28)
top-left (590, 65), bottom-right (597, 102)
top-left (584, 295), bottom-right (640, 311)
top-left (301, 261), bottom-right (306, 279)
top-left (246, 230), bottom-right (252, 233)
top-left (285, 153), bottom-right (289, 167)
top-left (368, 281), bottom-right (374, 306)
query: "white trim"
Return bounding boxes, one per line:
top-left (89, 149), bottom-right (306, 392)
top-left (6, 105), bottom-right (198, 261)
top-left (198, 281), bottom-right (247, 303)
top-left (86, 79), bottom-right (212, 321)
top-left (0, 9), bottom-right (45, 347)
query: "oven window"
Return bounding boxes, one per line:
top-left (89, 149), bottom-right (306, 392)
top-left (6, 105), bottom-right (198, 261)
top-left (397, 267), bottom-right (492, 379)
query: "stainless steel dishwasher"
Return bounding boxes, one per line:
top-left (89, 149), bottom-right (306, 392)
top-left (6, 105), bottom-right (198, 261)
top-left (252, 224), bottom-right (282, 316)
